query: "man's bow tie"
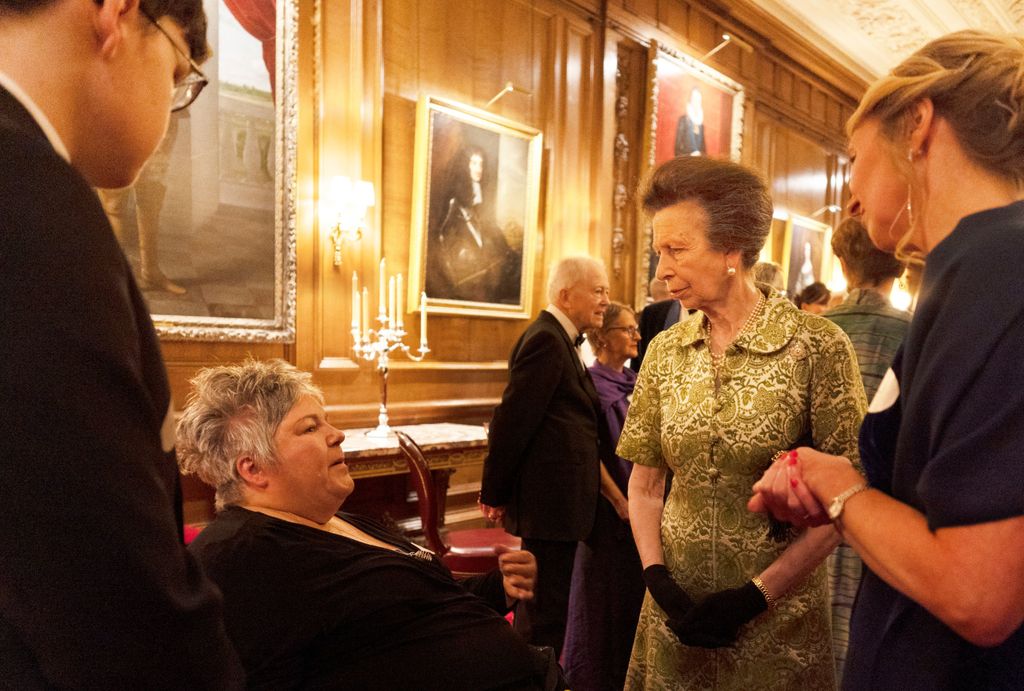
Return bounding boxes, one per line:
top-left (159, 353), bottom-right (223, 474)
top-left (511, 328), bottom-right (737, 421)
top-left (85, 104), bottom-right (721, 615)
top-left (573, 334), bottom-right (585, 348)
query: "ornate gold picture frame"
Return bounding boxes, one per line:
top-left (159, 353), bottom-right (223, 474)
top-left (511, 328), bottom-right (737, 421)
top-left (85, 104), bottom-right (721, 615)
top-left (407, 95), bottom-right (543, 320)
top-left (100, 0), bottom-right (298, 342)
top-left (635, 41), bottom-right (745, 308)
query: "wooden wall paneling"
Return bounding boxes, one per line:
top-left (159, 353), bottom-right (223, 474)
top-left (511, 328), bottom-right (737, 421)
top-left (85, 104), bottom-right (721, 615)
top-left (609, 37), bottom-right (650, 306)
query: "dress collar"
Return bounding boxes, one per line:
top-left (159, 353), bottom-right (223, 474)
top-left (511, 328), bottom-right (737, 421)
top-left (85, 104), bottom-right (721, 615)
top-left (673, 285), bottom-right (801, 355)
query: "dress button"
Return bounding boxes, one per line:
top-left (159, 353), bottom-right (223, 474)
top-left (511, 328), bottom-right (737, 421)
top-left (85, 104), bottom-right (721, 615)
top-left (708, 467), bottom-right (722, 481)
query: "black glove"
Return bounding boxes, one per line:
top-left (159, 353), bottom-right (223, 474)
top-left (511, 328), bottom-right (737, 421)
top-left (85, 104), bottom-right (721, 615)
top-left (642, 564), bottom-right (694, 621)
top-left (669, 581), bottom-right (768, 649)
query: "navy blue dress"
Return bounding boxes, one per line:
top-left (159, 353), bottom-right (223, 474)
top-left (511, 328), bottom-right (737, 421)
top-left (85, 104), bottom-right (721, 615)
top-left (844, 202), bottom-right (1024, 690)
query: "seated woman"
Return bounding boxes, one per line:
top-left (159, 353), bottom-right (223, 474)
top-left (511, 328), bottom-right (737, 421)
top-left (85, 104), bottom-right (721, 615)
top-left (177, 359), bottom-right (558, 691)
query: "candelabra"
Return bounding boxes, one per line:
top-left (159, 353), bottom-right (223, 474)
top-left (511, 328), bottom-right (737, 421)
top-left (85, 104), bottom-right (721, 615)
top-left (351, 259), bottom-right (430, 438)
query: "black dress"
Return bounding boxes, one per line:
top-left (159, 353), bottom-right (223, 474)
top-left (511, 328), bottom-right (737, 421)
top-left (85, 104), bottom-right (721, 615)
top-left (190, 507), bottom-right (552, 690)
top-left (845, 202), bottom-right (1024, 690)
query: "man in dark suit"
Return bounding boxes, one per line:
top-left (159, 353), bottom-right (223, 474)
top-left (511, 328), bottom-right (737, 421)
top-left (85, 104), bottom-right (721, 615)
top-left (0, 1), bottom-right (242, 687)
top-left (480, 256), bottom-right (611, 654)
top-left (631, 278), bottom-right (683, 372)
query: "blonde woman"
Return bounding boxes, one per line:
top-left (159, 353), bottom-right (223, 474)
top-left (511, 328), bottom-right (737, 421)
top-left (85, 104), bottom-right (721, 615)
top-left (750, 31), bottom-right (1024, 689)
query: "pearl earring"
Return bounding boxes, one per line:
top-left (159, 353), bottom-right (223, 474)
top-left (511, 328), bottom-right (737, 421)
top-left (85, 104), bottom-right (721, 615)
top-left (727, 266), bottom-right (736, 276)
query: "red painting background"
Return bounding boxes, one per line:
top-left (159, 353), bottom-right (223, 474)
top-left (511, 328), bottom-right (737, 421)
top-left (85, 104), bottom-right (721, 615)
top-left (653, 57), bottom-right (735, 163)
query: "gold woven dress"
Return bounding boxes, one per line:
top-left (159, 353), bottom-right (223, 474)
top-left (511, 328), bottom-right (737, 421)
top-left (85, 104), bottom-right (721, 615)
top-left (619, 287), bottom-right (866, 690)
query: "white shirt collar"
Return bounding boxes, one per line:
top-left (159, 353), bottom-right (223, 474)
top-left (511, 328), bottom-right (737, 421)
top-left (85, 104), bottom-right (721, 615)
top-left (0, 71), bottom-right (71, 162)
top-left (545, 303), bottom-right (580, 344)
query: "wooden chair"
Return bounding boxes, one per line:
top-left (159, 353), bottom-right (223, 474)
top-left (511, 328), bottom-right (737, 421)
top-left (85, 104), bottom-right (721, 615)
top-left (395, 430), bottom-right (520, 574)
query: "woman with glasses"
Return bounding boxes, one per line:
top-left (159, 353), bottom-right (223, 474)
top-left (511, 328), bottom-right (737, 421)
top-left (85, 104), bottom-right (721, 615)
top-left (562, 302), bottom-right (646, 691)
top-left (619, 155), bottom-right (866, 690)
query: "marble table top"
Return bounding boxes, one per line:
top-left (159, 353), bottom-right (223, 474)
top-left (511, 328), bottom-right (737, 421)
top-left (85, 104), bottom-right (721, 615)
top-left (342, 422), bottom-right (489, 459)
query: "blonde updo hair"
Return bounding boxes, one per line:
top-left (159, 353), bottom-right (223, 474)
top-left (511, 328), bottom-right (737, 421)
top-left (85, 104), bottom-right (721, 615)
top-left (849, 30), bottom-right (1024, 181)
top-left (847, 30), bottom-right (1024, 263)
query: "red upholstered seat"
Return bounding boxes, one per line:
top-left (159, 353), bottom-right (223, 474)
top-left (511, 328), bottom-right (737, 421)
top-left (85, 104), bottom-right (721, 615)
top-left (395, 430), bottom-right (520, 574)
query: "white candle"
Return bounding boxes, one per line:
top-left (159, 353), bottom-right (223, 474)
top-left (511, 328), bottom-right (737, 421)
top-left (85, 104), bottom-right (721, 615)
top-left (388, 276), bottom-right (396, 327)
top-left (378, 258), bottom-right (386, 317)
top-left (396, 274), bottom-right (404, 329)
top-left (361, 287), bottom-right (369, 341)
top-left (351, 272), bottom-right (359, 330)
top-left (420, 292), bottom-right (428, 347)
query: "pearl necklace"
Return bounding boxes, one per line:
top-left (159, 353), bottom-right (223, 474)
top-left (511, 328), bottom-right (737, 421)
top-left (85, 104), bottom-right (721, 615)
top-left (706, 291), bottom-right (766, 369)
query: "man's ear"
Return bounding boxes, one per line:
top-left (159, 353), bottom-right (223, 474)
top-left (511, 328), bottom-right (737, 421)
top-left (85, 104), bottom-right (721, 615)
top-left (236, 456), bottom-right (271, 490)
top-left (95, 0), bottom-right (141, 59)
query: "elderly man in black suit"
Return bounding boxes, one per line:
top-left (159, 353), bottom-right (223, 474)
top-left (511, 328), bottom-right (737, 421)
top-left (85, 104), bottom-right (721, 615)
top-left (480, 256), bottom-right (611, 655)
top-left (0, 1), bottom-right (241, 687)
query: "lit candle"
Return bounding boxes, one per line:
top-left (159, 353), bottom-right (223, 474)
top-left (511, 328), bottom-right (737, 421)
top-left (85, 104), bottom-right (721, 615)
top-left (378, 258), bottom-right (386, 317)
top-left (420, 292), bottom-right (428, 348)
top-left (396, 274), bottom-right (404, 329)
top-left (351, 271), bottom-right (359, 331)
top-left (361, 287), bottom-right (369, 341)
top-left (388, 276), bottom-right (396, 327)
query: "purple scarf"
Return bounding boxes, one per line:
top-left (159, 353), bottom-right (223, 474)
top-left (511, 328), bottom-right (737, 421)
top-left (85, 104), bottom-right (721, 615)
top-left (588, 360), bottom-right (637, 493)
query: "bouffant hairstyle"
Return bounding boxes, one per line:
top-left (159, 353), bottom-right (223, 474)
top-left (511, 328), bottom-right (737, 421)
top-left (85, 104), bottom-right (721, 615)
top-left (831, 217), bottom-right (905, 286)
top-left (640, 156), bottom-right (773, 268)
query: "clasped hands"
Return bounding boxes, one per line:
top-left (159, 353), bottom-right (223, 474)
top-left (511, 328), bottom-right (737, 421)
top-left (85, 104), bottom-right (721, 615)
top-left (747, 447), bottom-right (864, 528)
top-left (643, 565), bottom-right (767, 648)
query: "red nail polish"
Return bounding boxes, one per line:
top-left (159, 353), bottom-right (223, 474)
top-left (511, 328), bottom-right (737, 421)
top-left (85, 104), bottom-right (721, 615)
top-left (788, 455), bottom-right (797, 466)
top-left (790, 478), bottom-right (798, 487)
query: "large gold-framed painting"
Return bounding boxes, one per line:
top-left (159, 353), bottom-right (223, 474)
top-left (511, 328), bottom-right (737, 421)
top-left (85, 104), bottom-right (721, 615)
top-left (635, 41), bottom-right (745, 307)
top-left (98, 0), bottom-right (298, 342)
top-left (781, 214), bottom-right (834, 296)
top-left (407, 96), bottom-right (543, 320)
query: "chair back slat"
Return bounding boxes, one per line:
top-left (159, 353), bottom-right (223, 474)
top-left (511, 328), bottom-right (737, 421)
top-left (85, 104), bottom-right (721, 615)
top-left (395, 431), bottom-right (448, 556)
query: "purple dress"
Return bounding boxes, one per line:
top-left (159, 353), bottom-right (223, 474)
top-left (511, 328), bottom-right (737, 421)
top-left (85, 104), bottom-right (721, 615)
top-left (562, 361), bottom-right (645, 691)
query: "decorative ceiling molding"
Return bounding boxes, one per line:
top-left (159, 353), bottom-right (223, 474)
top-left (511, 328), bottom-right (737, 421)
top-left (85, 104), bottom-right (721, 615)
top-left (749, 0), bottom-right (1024, 79)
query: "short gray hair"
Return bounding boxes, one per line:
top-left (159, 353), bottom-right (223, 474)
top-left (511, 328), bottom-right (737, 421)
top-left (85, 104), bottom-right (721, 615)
top-left (547, 256), bottom-right (606, 303)
top-left (176, 359), bottom-right (323, 509)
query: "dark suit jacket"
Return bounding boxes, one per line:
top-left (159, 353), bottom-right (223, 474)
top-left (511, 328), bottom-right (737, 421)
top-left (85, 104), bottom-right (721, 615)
top-left (0, 87), bottom-right (242, 688)
top-left (630, 299), bottom-right (680, 373)
top-left (481, 311), bottom-right (603, 541)
top-left (674, 114), bottom-right (706, 156)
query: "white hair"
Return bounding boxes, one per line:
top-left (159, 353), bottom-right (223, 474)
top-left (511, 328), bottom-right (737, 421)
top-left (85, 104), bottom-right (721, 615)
top-left (546, 256), bottom-right (606, 303)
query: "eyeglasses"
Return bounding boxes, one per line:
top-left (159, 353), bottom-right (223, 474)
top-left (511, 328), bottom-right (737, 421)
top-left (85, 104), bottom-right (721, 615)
top-left (606, 326), bottom-right (639, 336)
top-left (141, 8), bottom-right (209, 112)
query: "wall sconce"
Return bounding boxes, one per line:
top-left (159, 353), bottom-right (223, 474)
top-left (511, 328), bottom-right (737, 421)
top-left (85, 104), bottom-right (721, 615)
top-left (327, 176), bottom-right (375, 267)
top-left (701, 33), bottom-right (755, 62)
top-left (811, 204), bottom-right (842, 218)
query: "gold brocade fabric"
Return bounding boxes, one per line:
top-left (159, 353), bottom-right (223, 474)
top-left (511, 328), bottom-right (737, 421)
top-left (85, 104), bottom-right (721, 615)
top-left (619, 287), bottom-right (866, 691)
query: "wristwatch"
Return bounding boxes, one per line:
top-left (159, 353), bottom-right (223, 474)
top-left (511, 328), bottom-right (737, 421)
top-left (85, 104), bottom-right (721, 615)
top-left (827, 482), bottom-right (870, 522)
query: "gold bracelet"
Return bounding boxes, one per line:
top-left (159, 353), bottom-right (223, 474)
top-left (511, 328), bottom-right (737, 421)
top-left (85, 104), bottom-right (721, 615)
top-left (751, 576), bottom-right (776, 609)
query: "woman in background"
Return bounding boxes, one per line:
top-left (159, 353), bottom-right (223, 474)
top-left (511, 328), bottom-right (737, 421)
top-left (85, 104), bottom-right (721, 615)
top-left (562, 302), bottom-right (646, 691)
top-left (750, 30), bottom-right (1024, 689)
top-left (795, 281), bottom-right (831, 314)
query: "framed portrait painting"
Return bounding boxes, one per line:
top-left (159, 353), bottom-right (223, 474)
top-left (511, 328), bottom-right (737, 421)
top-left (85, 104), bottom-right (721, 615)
top-left (97, 0), bottom-right (298, 342)
top-left (635, 41), bottom-right (745, 307)
top-left (408, 96), bottom-right (543, 320)
top-left (781, 214), bottom-right (834, 297)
